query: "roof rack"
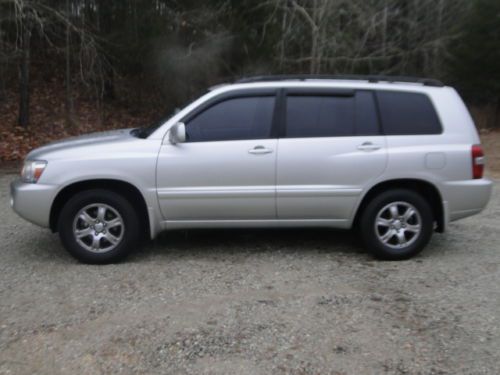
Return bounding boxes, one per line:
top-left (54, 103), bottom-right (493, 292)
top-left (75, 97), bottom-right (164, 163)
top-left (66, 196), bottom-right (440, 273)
top-left (235, 74), bottom-right (444, 87)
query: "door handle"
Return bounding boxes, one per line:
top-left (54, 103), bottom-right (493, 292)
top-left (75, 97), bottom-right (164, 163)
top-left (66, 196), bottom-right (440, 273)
top-left (248, 145), bottom-right (273, 155)
top-left (357, 142), bottom-right (381, 152)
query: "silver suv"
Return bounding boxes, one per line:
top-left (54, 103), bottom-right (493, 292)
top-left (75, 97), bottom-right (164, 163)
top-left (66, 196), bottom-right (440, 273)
top-left (10, 75), bottom-right (493, 263)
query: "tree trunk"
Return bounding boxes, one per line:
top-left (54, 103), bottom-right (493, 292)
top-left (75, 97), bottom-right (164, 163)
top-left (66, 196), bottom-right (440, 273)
top-left (382, 1), bottom-right (388, 56)
top-left (0, 23), bottom-right (5, 102)
top-left (0, 62), bottom-right (5, 102)
top-left (433, 0), bottom-right (444, 76)
top-left (278, 4), bottom-right (288, 69)
top-left (494, 97), bottom-right (500, 129)
top-left (310, 0), bottom-right (318, 74)
top-left (18, 10), bottom-right (31, 128)
top-left (98, 0), bottom-right (115, 100)
top-left (65, 0), bottom-right (75, 126)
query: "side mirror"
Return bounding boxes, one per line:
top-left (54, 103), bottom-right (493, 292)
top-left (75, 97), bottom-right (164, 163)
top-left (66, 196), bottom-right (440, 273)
top-left (168, 122), bottom-right (186, 144)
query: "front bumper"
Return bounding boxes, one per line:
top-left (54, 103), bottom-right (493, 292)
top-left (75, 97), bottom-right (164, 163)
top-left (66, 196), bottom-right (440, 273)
top-left (442, 178), bottom-right (493, 223)
top-left (10, 179), bottom-right (58, 228)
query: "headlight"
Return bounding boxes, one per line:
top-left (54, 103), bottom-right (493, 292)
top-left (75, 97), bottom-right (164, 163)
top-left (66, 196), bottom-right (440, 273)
top-left (21, 160), bottom-right (47, 183)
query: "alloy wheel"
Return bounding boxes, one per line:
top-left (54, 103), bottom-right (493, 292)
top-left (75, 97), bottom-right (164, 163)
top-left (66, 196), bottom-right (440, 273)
top-left (374, 201), bottom-right (422, 250)
top-left (72, 203), bottom-right (125, 253)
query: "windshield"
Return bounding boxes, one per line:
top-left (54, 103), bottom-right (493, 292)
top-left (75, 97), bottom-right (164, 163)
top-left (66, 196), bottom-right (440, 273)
top-left (131, 111), bottom-right (177, 139)
top-left (131, 93), bottom-right (206, 139)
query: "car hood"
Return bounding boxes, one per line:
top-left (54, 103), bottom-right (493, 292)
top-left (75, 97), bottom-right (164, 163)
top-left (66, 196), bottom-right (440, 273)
top-left (27, 128), bottom-right (135, 160)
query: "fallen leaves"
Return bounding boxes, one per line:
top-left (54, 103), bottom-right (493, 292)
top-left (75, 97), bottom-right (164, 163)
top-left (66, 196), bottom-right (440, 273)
top-left (0, 80), bottom-right (158, 161)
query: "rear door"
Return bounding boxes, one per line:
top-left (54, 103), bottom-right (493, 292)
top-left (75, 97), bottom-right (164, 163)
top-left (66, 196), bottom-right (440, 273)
top-left (277, 89), bottom-right (388, 221)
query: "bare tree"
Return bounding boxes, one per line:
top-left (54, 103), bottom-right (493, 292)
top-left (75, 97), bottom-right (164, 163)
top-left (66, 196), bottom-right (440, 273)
top-left (18, 1), bottom-right (32, 127)
top-left (259, 0), bottom-right (467, 77)
top-left (65, 0), bottom-right (74, 126)
top-left (0, 0), bottom-right (106, 127)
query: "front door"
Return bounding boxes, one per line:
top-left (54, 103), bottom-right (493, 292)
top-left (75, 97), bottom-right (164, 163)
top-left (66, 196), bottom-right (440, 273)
top-left (156, 93), bottom-right (278, 221)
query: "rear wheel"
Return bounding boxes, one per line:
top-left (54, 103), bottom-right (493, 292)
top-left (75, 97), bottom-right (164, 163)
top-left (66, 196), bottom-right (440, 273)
top-left (360, 189), bottom-right (433, 260)
top-left (58, 189), bottom-right (140, 264)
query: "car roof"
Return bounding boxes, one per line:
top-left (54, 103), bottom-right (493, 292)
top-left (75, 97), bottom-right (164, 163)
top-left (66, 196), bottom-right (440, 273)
top-left (235, 75), bottom-right (444, 87)
top-left (211, 80), bottom-right (450, 95)
top-left (209, 75), bottom-right (448, 94)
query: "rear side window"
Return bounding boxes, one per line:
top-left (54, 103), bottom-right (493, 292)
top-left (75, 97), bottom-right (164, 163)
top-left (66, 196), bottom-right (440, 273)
top-left (285, 92), bottom-right (379, 138)
top-left (377, 91), bottom-right (442, 135)
top-left (186, 96), bottom-right (275, 142)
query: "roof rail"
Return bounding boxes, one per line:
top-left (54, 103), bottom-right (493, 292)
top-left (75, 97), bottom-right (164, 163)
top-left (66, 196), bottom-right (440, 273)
top-left (235, 74), bottom-right (444, 87)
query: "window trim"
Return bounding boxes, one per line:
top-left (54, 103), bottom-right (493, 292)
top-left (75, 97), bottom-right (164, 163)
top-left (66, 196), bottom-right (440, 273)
top-left (375, 89), bottom-right (444, 136)
top-left (181, 88), bottom-right (279, 143)
top-left (275, 89), bottom-right (286, 139)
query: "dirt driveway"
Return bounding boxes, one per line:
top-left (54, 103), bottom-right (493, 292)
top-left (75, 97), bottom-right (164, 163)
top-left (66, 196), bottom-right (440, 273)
top-left (0, 172), bottom-right (499, 375)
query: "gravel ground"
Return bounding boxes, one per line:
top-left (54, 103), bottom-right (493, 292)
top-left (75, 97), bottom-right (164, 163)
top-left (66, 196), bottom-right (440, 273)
top-left (0, 172), bottom-right (499, 375)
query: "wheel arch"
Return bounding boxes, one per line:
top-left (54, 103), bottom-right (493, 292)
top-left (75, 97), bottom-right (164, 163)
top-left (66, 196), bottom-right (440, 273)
top-left (49, 179), bottom-right (151, 239)
top-left (353, 179), bottom-right (445, 232)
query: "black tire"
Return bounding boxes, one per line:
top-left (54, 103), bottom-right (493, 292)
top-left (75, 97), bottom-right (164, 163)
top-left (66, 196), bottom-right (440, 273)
top-left (58, 189), bottom-right (140, 264)
top-left (359, 189), bottom-right (433, 260)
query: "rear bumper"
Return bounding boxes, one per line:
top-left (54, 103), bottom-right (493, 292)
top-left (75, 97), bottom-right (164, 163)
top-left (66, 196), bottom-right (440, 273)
top-left (441, 178), bottom-right (493, 223)
top-left (10, 179), bottom-right (58, 228)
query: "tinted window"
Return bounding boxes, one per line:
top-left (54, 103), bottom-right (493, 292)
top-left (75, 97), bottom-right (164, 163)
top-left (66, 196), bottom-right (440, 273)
top-left (286, 95), bottom-right (355, 137)
top-left (285, 92), bottom-right (380, 138)
top-left (355, 91), bottom-right (380, 135)
top-left (186, 96), bottom-right (275, 142)
top-left (377, 91), bottom-right (442, 135)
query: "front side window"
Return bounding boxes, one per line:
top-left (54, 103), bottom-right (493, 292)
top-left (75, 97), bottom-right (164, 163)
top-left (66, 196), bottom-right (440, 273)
top-left (186, 96), bottom-right (275, 142)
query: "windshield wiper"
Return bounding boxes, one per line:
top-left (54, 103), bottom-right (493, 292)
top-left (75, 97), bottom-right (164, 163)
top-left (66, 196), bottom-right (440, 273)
top-left (131, 128), bottom-right (148, 139)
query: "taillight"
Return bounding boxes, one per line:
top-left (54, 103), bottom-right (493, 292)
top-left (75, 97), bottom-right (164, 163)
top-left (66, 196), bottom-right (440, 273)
top-left (471, 145), bottom-right (484, 179)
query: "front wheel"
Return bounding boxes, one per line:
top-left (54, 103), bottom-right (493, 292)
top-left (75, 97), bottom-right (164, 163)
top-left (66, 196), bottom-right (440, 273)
top-left (58, 189), bottom-right (140, 264)
top-left (360, 189), bottom-right (434, 260)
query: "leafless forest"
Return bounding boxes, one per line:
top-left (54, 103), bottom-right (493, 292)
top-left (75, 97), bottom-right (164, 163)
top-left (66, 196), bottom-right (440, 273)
top-left (1, 0), bottom-right (499, 160)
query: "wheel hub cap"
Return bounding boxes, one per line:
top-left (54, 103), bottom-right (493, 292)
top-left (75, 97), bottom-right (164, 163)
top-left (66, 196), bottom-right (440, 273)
top-left (72, 203), bottom-right (124, 253)
top-left (374, 201), bottom-right (422, 250)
